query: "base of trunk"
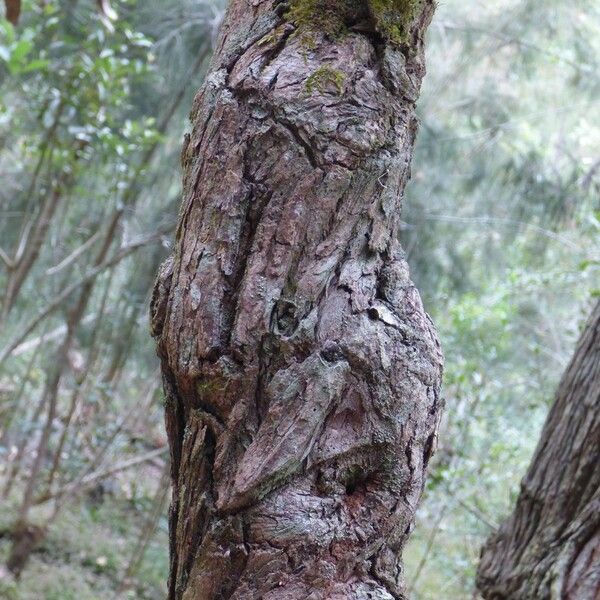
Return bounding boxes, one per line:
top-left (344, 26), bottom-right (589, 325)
top-left (6, 521), bottom-right (46, 579)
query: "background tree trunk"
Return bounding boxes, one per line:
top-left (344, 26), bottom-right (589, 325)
top-left (151, 1), bottom-right (443, 598)
top-left (477, 299), bottom-right (600, 600)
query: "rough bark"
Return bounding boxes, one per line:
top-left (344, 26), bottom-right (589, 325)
top-left (477, 299), bottom-right (600, 600)
top-left (151, 1), bottom-right (443, 599)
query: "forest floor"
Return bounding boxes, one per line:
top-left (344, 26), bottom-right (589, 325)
top-left (0, 479), bottom-right (477, 600)
top-left (0, 484), bottom-right (168, 600)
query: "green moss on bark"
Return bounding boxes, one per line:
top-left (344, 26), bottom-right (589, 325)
top-left (285, 0), bottom-right (358, 38)
top-left (368, 0), bottom-right (423, 43)
top-left (285, 0), bottom-right (422, 45)
top-left (305, 65), bottom-right (346, 95)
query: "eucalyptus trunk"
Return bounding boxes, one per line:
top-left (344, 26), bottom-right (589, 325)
top-left (151, 1), bottom-right (443, 598)
top-left (477, 299), bottom-right (600, 600)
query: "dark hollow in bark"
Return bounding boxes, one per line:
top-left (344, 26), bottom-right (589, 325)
top-left (477, 299), bottom-right (600, 600)
top-left (151, 1), bottom-right (443, 598)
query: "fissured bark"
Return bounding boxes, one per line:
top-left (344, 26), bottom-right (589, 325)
top-left (477, 300), bottom-right (600, 600)
top-left (151, 1), bottom-right (442, 598)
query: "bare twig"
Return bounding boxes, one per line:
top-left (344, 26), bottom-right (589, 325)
top-left (13, 217), bottom-right (33, 265)
top-left (43, 447), bottom-right (168, 504)
top-left (441, 22), bottom-right (593, 74)
top-left (96, 0), bottom-right (117, 20)
top-left (119, 463), bottom-right (170, 591)
top-left (56, 374), bottom-right (160, 504)
top-left (0, 246), bottom-right (14, 269)
top-left (11, 314), bottom-right (96, 357)
top-left (0, 230), bottom-right (168, 366)
top-left (580, 157), bottom-right (600, 191)
top-left (407, 503), bottom-right (449, 594)
top-left (45, 229), bottom-right (102, 275)
top-left (43, 269), bottom-right (116, 493)
top-left (419, 213), bottom-right (582, 252)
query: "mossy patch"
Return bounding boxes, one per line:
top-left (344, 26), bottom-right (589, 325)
top-left (367, 0), bottom-right (423, 44)
top-left (305, 65), bottom-right (346, 95)
top-left (285, 0), bottom-right (359, 39)
top-left (285, 0), bottom-right (422, 46)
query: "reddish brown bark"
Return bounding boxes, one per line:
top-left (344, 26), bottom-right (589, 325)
top-left (4, 0), bottom-right (20, 25)
top-left (477, 300), bottom-right (600, 600)
top-left (152, 2), bottom-right (442, 598)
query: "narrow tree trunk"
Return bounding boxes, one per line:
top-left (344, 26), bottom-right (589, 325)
top-left (43, 267), bottom-right (115, 494)
top-left (5, 208), bottom-right (121, 577)
top-left (152, 2), bottom-right (443, 599)
top-left (1, 180), bottom-right (64, 322)
top-left (2, 388), bottom-right (46, 500)
top-left (477, 300), bottom-right (600, 600)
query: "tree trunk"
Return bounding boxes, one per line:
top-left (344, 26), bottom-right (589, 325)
top-left (151, 2), bottom-right (443, 599)
top-left (477, 299), bottom-right (600, 600)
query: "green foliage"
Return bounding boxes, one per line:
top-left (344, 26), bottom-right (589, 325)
top-left (0, 21), bottom-right (49, 75)
top-left (0, 0), bottom-right (218, 597)
top-left (402, 0), bottom-right (600, 596)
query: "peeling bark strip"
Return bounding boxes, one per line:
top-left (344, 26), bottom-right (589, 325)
top-left (477, 300), bottom-right (600, 600)
top-left (152, 1), bottom-right (442, 598)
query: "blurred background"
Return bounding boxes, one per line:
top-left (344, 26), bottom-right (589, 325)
top-left (0, 0), bottom-right (598, 598)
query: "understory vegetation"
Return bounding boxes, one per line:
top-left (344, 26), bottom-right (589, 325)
top-left (0, 0), bottom-right (598, 598)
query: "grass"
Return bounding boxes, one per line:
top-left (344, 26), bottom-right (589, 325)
top-left (0, 487), bottom-right (168, 600)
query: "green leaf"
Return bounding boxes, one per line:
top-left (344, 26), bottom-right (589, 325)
top-left (0, 20), bottom-right (15, 44)
top-left (20, 58), bottom-right (50, 73)
top-left (11, 38), bottom-right (33, 63)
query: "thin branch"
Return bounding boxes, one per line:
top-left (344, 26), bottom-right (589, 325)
top-left (0, 230), bottom-right (168, 366)
top-left (407, 503), bottom-right (449, 593)
top-left (418, 213), bottom-right (583, 252)
top-left (63, 374), bottom-right (160, 499)
top-left (581, 157), bottom-right (600, 191)
top-left (441, 22), bottom-right (593, 74)
top-left (96, 0), bottom-right (117, 20)
top-left (0, 246), bottom-right (14, 269)
top-left (453, 496), bottom-right (498, 531)
top-left (43, 447), bottom-right (168, 504)
top-left (12, 313), bottom-right (97, 356)
top-left (119, 463), bottom-right (170, 590)
top-left (45, 230), bottom-right (102, 275)
top-left (13, 217), bottom-right (32, 265)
